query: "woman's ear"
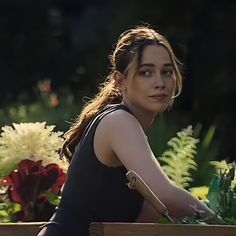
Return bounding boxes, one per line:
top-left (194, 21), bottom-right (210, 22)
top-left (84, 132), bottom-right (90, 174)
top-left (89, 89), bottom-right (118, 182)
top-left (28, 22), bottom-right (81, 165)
top-left (114, 71), bottom-right (126, 91)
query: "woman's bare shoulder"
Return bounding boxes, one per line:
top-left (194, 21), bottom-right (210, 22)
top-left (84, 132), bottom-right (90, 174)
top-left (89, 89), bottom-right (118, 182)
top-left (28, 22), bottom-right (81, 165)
top-left (94, 108), bottom-right (146, 167)
top-left (97, 108), bottom-right (153, 168)
top-left (99, 108), bottom-right (142, 132)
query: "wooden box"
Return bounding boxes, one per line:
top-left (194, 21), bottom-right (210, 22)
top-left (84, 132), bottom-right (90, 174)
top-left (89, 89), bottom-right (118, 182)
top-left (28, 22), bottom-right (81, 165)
top-left (90, 223), bottom-right (236, 236)
top-left (0, 222), bottom-right (44, 236)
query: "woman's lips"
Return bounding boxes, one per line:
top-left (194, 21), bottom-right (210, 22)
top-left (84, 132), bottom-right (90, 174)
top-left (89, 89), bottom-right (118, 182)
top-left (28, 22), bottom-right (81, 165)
top-left (149, 94), bottom-right (168, 102)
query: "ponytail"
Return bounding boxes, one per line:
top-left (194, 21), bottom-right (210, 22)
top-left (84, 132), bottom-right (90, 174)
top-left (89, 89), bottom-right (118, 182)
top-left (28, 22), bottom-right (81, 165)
top-left (61, 76), bottom-right (122, 161)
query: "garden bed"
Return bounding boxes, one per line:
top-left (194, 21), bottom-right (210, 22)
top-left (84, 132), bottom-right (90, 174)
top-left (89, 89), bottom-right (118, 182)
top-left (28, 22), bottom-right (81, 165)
top-left (90, 222), bottom-right (236, 236)
top-left (0, 221), bottom-right (235, 236)
top-left (0, 222), bottom-right (44, 236)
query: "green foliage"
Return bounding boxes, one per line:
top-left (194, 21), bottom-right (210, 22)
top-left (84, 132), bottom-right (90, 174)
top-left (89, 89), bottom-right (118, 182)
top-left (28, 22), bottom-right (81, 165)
top-left (159, 126), bottom-right (198, 188)
top-left (207, 174), bottom-right (221, 213)
top-left (207, 165), bottom-right (236, 224)
top-left (149, 116), bottom-right (220, 188)
top-left (148, 113), bottom-right (181, 157)
top-left (0, 186), bottom-right (21, 223)
top-left (156, 123), bottom-right (236, 224)
top-left (177, 164), bottom-right (236, 225)
top-left (0, 80), bottom-right (84, 132)
top-left (0, 201), bottom-right (21, 223)
top-left (191, 123), bottom-right (220, 187)
top-left (209, 161), bottom-right (236, 188)
top-left (45, 191), bottom-right (61, 206)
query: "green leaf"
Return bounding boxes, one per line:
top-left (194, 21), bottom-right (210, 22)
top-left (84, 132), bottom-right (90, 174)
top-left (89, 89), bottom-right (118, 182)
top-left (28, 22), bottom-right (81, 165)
top-left (159, 126), bottom-right (198, 188)
top-left (45, 191), bottom-right (61, 206)
top-left (0, 210), bottom-right (9, 217)
top-left (11, 203), bottom-right (21, 213)
top-left (207, 174), bottom-right (221, 213)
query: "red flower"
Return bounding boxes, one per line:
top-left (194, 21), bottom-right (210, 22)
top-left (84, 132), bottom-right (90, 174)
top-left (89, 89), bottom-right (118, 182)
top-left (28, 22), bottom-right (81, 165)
top-left (38, 80), bottom-right (51, 93)
top-left (50, 94), bottom-right (60, 106)
top-left (2, 159), bottom-right (66, 221)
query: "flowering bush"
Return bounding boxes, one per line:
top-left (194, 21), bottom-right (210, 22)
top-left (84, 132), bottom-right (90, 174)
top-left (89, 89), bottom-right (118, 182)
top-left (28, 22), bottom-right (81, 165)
top-left (0, 122), bottom-right (68, 222)
top-left (0, 122), bottom-right (67, 177)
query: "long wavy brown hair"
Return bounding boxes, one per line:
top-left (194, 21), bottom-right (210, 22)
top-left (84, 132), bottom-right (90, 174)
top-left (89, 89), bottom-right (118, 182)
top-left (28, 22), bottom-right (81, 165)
top-left (61, 24), bottom-right (183, 161)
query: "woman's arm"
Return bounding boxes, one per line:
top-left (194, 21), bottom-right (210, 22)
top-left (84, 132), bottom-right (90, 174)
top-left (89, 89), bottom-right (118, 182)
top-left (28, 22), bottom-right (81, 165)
top-left (96, 110), bottom-right (214, 219)
top-left (164, 183), bottom-right (213, 219)
top-left (137, 186), bottom-right (213, 222)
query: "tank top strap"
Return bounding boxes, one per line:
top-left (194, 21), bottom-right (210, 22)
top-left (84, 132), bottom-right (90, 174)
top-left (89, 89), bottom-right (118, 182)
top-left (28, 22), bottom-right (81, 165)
top-left (78, 104), bottom-right (132, 149)
top-left (97, 104), bottom-right (132, 121)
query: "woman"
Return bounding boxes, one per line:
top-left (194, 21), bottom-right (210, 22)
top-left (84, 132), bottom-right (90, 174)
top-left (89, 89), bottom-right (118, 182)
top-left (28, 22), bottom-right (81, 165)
top-left (38, 24), bottom-right (214, 236)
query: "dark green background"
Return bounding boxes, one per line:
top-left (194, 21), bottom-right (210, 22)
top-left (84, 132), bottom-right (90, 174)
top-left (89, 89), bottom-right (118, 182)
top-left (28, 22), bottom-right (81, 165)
top-left (0, 0), bottom-right (235, 160)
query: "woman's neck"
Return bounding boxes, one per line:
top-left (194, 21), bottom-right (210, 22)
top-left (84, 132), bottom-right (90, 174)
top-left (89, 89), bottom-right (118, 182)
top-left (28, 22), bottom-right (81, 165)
top-left (121, 100), bottom-right (157, 131)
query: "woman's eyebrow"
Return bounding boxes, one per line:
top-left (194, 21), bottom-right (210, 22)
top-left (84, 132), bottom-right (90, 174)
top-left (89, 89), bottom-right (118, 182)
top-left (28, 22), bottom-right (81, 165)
top-left (163, 63), bottom-right (174, 67)
top-left (139, 63), bottom-right (155, 68)
top-left (139, 63), bottom-right (174, 68)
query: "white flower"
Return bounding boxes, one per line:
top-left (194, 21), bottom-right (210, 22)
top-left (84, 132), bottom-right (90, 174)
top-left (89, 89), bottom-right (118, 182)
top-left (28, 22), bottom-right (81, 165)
top-left (0, 122), bottom-right (68, 177)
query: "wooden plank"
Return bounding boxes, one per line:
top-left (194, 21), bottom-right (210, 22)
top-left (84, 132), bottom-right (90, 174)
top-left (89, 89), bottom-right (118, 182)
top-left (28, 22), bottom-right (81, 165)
top-left (0, 222), bottom-right (45, 236)
top-left (90, 223), bottom-right (236, 236)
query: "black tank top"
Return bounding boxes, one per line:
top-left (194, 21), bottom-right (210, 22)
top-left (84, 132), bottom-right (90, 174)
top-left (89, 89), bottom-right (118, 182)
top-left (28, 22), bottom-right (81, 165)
top-left (40, 104), bottom-right (143, 236)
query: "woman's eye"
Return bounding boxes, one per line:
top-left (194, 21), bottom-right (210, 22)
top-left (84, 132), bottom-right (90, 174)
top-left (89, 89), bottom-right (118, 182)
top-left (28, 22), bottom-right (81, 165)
top-left (139, 70), bottom-right (153, 77)
top-left (162, 69), bottom-right (174, 77)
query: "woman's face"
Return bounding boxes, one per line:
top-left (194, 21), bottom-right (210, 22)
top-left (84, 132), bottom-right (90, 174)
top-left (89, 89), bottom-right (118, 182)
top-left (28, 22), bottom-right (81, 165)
top-left (123, 45), bottom-right (176, 114)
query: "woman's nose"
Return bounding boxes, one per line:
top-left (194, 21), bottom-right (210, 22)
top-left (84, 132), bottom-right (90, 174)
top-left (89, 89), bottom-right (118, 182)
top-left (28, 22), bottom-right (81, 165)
top-left (154, 73), bottom-right (165, 89)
